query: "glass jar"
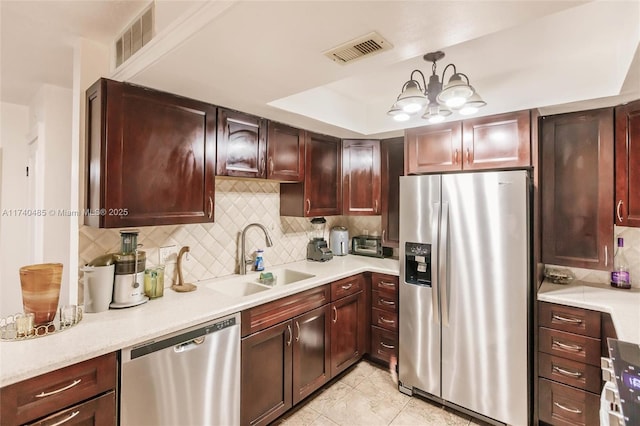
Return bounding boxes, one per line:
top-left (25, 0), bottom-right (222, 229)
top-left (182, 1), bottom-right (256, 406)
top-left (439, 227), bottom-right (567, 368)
top-left (144, 266), bottom-right (165, 299)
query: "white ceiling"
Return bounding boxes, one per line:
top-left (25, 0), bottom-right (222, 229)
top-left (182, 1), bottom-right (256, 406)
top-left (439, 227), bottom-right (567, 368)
top-left (2, 1), bottom-right (639, 139)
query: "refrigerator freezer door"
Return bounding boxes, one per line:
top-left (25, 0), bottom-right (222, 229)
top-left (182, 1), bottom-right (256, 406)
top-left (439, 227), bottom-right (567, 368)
top-left (440, 170), bottom-right (529, 425)
top-left (398, 175), bottom-right (442, 397)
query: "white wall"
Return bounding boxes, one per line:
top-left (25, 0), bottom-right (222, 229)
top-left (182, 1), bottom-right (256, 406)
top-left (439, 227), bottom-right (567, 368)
top-left (0, 102), bottom-right (30, 316)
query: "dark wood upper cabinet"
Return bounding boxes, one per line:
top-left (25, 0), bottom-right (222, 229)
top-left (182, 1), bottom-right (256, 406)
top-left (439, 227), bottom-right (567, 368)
top-left (541, 108), bottom-right (614, 270)
top-left (280, 132), bottom-right (342, 217)
top-left (85, 79), bottom-right (216, 228)
top-left (381, 137), bottom-right (404, 247)
top-left (462, 110), bottom-right (531, 170)
top-left (216, 108), bottom-right (267, 178)
top-left (405, 121), bottom-right (462, 174)
top-left (342, 140), bottom-right (381, 216)
top-left (405, 111), bottom-right (531, 174)
top-left (615, 100), bottom-right (640, 227)
top-left (267, 122), bottom-right (305, 182)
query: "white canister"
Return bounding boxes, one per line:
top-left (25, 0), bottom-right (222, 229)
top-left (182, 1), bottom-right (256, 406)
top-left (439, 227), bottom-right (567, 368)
top-left (82, 264), bottom-right (115, 313)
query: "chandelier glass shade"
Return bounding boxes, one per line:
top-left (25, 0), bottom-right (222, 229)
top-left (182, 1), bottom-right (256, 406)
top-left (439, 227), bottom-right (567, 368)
top-left (388, 51), bottom-right (486, 123)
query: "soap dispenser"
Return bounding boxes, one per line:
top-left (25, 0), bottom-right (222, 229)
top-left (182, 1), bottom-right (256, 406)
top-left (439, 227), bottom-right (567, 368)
top-left (254, 249), bottom-right (265, 271)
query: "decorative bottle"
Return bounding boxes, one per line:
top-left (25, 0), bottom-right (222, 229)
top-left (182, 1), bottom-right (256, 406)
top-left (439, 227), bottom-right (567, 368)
top-left (610, 237), bottom-right (630, 289)
top-left (254, 249), bottom-right (265, 272)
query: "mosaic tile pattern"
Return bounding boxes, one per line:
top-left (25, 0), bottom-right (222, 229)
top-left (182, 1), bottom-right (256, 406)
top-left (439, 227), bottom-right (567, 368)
top-left (547, 225), bottom-right (640, 288)
top-left (78, 179), bottom-right (382, 296)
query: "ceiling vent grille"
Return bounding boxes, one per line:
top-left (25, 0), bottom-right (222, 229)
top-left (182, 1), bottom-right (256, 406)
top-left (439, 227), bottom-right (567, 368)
top-left (323, 32), bottom-right (392, 65)
top-left (115, 4), bottom-right (154, 68)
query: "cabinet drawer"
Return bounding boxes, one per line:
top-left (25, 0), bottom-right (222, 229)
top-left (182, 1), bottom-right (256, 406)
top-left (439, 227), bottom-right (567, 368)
top-left (539, 302), bottom-right (601, 338)
top-left (330, 274), bottom-right (364, 301)
top-left (538, 378), bottom-right (600, 426)
top-left (538, 353), bottom-right (602, 394)
top-left (371, 307), bottom-right (397, 332)
top-left (371, 290), bottom-right (397, 312)
top-left (539, 327), bottom-right (601, 366)
top-left (27, 391), bottom-right (116, 426)
top-left (1, 353), bottom-right (117, 425)
top-left (371, 273), bottom-right (398, 294)
top-left (370, 326), bottom-right (397, 364)
top-left (241, 285), bottom-right (330, 336)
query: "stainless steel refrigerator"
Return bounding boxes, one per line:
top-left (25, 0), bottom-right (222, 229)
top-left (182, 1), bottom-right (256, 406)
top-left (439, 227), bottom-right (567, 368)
top-left (398, 170), bottom-right (531, 426)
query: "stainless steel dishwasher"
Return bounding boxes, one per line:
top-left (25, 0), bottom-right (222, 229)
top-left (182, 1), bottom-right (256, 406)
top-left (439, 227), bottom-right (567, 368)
top-left (120, 312), bottom-right (240, 425)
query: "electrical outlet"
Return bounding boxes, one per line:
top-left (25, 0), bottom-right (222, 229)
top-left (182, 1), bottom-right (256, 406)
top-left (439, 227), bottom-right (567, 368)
top-left (159, 245), bottom-right (177, 264)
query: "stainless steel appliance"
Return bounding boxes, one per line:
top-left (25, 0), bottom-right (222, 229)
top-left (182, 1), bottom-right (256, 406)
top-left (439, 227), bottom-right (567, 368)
top-left (120, 312), bottom-right (241, 425)
top-left (329, 226), bottom-right (349, 256)
top-left (602, 339), bottom-right (640, 426)
top-left (399, 170), bottom-right (531, 425)
top-left (307, 217), bottom-right (333, 261)
top-left (352, 235), bottom-right (384, 258)
top-left (111, 230), bottom-right (148, 308)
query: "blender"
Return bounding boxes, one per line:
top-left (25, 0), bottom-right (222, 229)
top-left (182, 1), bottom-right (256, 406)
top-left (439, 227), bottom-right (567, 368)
top-left (307, 217), bottom-right (333, 262)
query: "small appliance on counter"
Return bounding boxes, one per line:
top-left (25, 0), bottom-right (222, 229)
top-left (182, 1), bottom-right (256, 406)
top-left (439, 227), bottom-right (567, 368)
top-left (307, 217), bottom-right (333, 262)
top-left (329, 226), bottom-right (349, 256)
top-left (111, 230), bottom-right (149, 308)
top-left (82, 254), bottom-right (115, 313)
top-left (352, 235), bottom-right (391, 258)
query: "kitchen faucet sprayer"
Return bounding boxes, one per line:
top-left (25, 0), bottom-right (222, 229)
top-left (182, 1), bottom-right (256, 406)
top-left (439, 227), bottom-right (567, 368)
top-left (239, 223), bottom-right (273, 275)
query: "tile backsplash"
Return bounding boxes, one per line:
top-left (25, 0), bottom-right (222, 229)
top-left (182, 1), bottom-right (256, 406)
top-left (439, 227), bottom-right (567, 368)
top-left (78, 179), bottom-right (381, 300)
top-left (547, 225), bottom-right (640, 288)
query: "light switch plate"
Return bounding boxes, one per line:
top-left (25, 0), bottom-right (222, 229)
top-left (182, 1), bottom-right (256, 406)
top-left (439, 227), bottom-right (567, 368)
top-left (159, 245), bottom-right (177, 264)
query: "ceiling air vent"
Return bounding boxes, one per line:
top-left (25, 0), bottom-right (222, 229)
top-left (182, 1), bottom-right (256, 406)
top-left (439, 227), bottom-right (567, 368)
top-left (323, 32), bottom-right (392, 65)
top-left (115, 3), bottom-right (154, 68)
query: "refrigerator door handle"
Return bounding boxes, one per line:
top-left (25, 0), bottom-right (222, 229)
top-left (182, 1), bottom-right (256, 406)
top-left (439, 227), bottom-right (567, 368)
top-left (431, 202), bottom-right (441, 325)
top-left (440, 202), bottom-right (450, 327)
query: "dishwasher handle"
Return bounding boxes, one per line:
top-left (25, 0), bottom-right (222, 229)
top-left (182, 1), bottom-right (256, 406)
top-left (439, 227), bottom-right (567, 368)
top-left (174, 336), bottom-right (206, 353)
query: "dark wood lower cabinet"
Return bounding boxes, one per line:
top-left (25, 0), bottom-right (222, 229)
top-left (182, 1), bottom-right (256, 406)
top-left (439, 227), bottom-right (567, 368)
top-left (27, 391), bottom-right (115, 426)
top-left (292, 305), bottom-right (331, 405)
top-left (330, 291), bottom-right (366, 377)
top-left (538, 378), bottom-right (600, 426)
top-left (241, 321), bottom-right (292, 426)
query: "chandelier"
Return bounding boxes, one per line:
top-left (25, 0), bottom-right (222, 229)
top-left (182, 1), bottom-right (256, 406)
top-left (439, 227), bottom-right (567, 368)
top-left (387, 51), bottom-right (486, 124)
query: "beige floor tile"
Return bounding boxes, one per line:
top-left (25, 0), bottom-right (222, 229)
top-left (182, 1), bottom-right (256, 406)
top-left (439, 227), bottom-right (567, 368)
top-left (306, 381), bottom-right (353, 416)
top-left (324, 390), bottom-right (391, 426)
top-left (278, 405), bottom-right (321, 426)
top-left (310, 415), bottom-right (340, 426)
top-left (338, 360), bottom-right (379, 388)
top-left (390, 397), bottom-right (470, 426)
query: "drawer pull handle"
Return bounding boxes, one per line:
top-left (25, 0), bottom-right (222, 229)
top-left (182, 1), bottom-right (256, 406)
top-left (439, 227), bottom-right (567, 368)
top-left (379, 281), bottom-right (396, 288)
top-left (552, 314), bottom-right (583, 325)
top-left (332, 306), bottom-right (338, 323)
top-left (380, 341), bottom-right (395, 349)
top-left (341, 283), bottom-right (353, 290)
top-left (616, 200), bottom-right (623, 222)
top-left (380, 299), bottom-right (395, 306)
top-left (295, 321), bottom-right (300, 342)
top-left (50, 410), bottom-right (81, 426)
top-left (35, 379), bottom-right (81, 398)
top-left (553, 401), bottom-right (582, 414)
top-left (552, 340), bottom-right (583, 352)
top-left (379, 316), bottom-right (395, 325)
top-left (286, 324), bottom-right (292, 346)
top-left (552, 365), bottom-right (583, 378)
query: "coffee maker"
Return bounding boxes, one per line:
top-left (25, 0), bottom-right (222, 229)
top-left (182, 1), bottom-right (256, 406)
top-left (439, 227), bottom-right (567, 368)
top-left (307, 217), bottom-right (333, 262)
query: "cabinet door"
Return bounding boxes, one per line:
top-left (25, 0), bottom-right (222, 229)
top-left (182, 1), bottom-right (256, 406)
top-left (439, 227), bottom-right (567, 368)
top-left (404, 122), bottom-right (462, 174)
top-left (241, 321), bottom-right (292, 426)
top-left (381, 138), bottom-right (404, 247)
top-left (330, 291), bottom-right (366, 377)
top-left (462, 110), bottom-right (530, 170)
top-left (217, 108), bottom-right (267, 178)
top-left (615, 100), bottom-right (640, 227)
top-left (267, 122), bottom-right (305, 182)
top-left (342, 140), bottom-right (381, 215)
top-left (292, 305), bottom-right (331, 405)
top-left (541, 108), bottom-right (614, 270)
top-left (305, 133), bottom-right (342, 216)
top-left (86, 79), bottom-right (216, 228)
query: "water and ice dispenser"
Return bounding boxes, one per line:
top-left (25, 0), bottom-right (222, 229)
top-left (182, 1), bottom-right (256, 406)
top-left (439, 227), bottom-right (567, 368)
top-left (404, 242), bottom-right (432, 286)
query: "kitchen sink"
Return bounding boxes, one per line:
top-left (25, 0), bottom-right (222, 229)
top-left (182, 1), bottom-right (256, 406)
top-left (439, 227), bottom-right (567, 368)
top-left (254, 268), bottom-right (315, 286)
top-left (207, 280), bottom-right (271, 297)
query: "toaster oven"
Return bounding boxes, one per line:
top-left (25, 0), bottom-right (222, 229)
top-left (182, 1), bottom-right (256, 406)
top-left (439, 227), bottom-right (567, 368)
top-left (352, 235), bottom-right (387, 258)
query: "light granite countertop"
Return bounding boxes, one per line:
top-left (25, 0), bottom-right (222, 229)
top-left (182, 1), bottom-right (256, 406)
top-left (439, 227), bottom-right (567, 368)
top-left (0, 255), bottom-right (399, 387)
top-left (538, 280), bottom-right (640, 344)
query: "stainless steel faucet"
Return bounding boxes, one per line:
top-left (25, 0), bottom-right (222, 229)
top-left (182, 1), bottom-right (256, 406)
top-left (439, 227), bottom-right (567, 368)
top-left (239, 223), bottom-right (273, 275)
